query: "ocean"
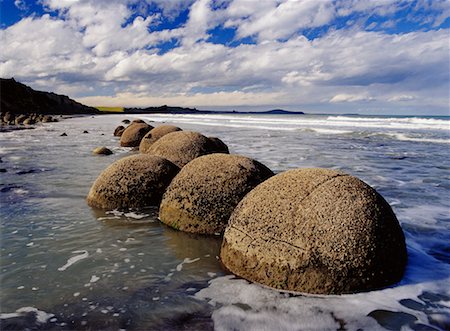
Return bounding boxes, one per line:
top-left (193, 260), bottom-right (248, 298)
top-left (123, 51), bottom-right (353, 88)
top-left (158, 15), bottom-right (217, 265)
top-left (1, 113), bottom-right (449, 330)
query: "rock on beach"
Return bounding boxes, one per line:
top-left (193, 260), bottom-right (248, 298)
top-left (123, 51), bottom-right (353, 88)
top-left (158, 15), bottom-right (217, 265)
top-left (92, 147), bottom-right (113, 155)
top-left (139, 125), bottom-right (182, 153)
top-left (159, 153), bottom-right (274, 235)
top-left (220, 168), bottom-right (407, 294)
top-left (119, 122), bottom-right (153, 147)
top-left (113, 125), bottom-right (125, 137)
top-left (146, 131), bottom-right (228, 168)
top-left (87, 154), bottom-right (179, 210)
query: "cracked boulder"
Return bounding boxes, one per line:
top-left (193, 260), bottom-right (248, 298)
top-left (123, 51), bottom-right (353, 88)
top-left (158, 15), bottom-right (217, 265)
top-left (220, 168), bottom-right (407, 294)
top-left (146, 131), bottom-right (228, 168)
top-left (87, 154), bottom-right (179, 210)
top-left (139, 125), bottom-right (182, 153)
top-left (159, 153), bottom-right (274, 235)
top-left (119, 122), bottom-right (153, 147)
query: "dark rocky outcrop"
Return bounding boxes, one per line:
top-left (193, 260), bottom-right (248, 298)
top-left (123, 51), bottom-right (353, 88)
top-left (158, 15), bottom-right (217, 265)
top-left (0, 78), bottom-right (99, 116)
top-left (87, 154), bottom-right (179, 210)
top-left (220, 168), bottom-right (407, 294)
top-left (159, 154), bottom-right (274, 235)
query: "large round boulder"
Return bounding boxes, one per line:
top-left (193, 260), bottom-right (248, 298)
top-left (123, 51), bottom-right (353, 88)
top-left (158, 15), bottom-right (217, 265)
top-left (119, 123), bottom-right (153, 147)
top-left (220, 168), bottom-right (407, 294)
top-left (139, 125), bottom-right (182, 153)
top-left (87, 154), bottom-right (179, 210)
top-left (159, 154), bottom-right (274, 235)
top-left (146, 131), bottom-right (228, 168)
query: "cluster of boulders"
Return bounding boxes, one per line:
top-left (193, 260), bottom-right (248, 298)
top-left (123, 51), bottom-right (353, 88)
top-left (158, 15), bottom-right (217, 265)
top-left (1, 112), bottom-right (58, 126)
top-left (87, 118), bottom-right (407, 295)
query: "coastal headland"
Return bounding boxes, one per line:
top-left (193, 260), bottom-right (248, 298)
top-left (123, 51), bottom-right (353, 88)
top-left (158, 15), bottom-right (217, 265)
top-left (0, 78), bottom-right (304, 125)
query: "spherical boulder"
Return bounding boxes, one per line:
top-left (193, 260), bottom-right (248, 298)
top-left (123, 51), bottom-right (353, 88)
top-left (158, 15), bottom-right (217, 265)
top-left (119, 123), bottom-right (153, 147)
top-left (87, 154), bottom-right (179, 210)
top-left (23, 117), bottom-right (35, 125)
top-left (113, 125), bottom-right (125, 137)
top-left (139, 125), bottom-right (182, 153)
top-left (146, 131), bottom-right (227, 168)
top-left (220, 168), bottom-right (407, 294)
top-left (92, 146), bottom-right (113, 155)
top-left (159, 154), bottom-right (274, 235)
top-left (208, 137), bottom-right (229, 153)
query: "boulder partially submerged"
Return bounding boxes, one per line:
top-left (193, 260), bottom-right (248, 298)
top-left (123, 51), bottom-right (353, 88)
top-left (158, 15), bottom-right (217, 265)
top-left (87, 154), bottom-right (179, 210)
top-left (92, 146), bottom-right (113, 155)
top-left (119, 122), bottom-right (153, 147)
top-left (208, 137), bottom-right (229, 153)
top-left (220, 168), bottom-right (407, 294)
top-left (113, 125), bottom-right (125, 137)
top-left (159, 154), bottom-right (274, 235)
top-left (146, 131), bottom-right (228, 168)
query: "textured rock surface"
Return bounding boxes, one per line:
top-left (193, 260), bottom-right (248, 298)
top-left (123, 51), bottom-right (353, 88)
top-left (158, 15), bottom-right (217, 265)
top-left (119, 123), bottom-right (153, 147)
top-left (87, 154), bottom-right (179, 210)
top-left (159, 153), bottom-right (274, 234)
top-left (146, 131), bottom-right (227, 167)
top-left (139, 125), bottom-right (182, 153)
top-left (113, 125), bottom-right (125, 137)
top-left (220, 168), bottom-right (407, 294)
top-left (92, 146), bottom-right (113, 155)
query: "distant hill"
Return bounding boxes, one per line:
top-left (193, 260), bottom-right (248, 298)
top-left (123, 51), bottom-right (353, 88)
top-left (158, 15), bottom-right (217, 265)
top-left (123, 106), bottom-right (304, 115)
top-left (124, 105), bottom-right (200, 114)
top-left (0, 78), bottom-right (99, 115)
top-left (264, 109), bottom-right (304, 115)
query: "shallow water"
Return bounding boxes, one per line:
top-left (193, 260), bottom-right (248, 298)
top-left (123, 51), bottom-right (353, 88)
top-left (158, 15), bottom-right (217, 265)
top-left (0, 114), bottom-right (449, 330)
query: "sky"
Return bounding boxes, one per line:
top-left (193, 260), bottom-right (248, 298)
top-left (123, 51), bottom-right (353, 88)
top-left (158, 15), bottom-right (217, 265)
top-left (0, 0), bottom-right (449, 115)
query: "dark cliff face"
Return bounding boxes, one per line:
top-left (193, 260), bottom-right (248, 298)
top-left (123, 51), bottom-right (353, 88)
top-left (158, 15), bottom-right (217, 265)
top-left (0, 78), bottom-right (99, 115)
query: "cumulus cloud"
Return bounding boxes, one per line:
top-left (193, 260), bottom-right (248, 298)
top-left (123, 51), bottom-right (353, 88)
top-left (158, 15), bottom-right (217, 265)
top-left (14, 0), bottom-right (29, 11)
top-left (0, 0), bottom-right (449, 113)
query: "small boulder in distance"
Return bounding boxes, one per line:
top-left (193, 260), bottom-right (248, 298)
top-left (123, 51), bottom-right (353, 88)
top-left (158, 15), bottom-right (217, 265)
top-left (113, 125), bottom-right (125, 137)
top-left (92, 147), bottom-right (113, 155)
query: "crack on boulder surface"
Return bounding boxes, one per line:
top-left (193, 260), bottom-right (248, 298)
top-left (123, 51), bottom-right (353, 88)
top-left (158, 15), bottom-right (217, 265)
top-left (230, 225), bottom-right (307, 252)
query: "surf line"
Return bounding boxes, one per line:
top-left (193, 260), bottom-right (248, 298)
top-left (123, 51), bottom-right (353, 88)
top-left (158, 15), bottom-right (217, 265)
top-left (58, 250), bottom-right (89, 271)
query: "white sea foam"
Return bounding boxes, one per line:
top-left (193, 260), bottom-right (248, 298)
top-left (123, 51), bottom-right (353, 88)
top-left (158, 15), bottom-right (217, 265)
top-left (387, 133), bottom-right (450, 144)
top-left (176, 257), bottom-right (201, 271)
top-left (57, 250), bottom-right (89, 271)
top-left (141, 113), bottom-right (450, 132)
top-left (196, 275), bottom-right (450, 331)
top-left (0, 307), bottom-right (55, 324)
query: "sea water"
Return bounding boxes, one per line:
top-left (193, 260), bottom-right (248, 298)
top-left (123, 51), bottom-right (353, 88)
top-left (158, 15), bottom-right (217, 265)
top-left (0, 113), bottom-right (449, 330)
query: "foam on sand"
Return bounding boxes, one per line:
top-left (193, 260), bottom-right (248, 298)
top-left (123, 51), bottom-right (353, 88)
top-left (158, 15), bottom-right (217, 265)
top-left (195, 275), bottom-right (450, 331)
